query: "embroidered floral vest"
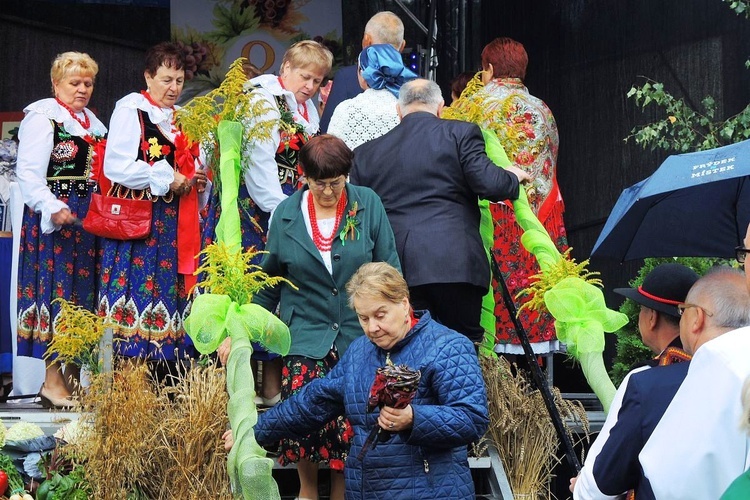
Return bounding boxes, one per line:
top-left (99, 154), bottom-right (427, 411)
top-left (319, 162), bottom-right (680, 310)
top-left (111, 109), bottom-right (176, 202)
top-left (46, 121), bottom-right (94, 197)
top-left (274, 94), bottom-right (310, 187)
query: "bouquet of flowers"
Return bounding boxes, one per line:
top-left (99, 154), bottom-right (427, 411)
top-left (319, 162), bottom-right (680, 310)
top-left (359, 361), bottom-right (421, 459)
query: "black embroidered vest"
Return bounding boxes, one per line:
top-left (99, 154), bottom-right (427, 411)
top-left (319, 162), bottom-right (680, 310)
top-left (273, 94), bottom-right (310, 187)
top-left (110, 109), bottom-right (176, 202)
top-left (46, 121), bottom-right (94, 198)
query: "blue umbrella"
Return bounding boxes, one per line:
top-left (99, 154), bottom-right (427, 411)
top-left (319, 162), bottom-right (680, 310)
top-left (591, 138), bottom-right (750, 261)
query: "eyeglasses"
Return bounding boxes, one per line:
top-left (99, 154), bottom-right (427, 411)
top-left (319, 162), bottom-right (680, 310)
top-left (735, 245), bottom-right (750, 264)
top-left (309, 178), bottom-right (345, 192)
top-left (677, 303), bottom-right (714, 317)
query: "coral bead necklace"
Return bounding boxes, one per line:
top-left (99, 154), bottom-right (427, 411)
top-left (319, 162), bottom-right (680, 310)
top-left (308, 190), bottom-right (347, 252)
top-left (55, 97), bottom-right (90, 130)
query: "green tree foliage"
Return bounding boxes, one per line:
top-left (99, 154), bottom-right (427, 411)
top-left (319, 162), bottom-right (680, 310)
top-left (723, 0), bottom-right (750, 18)
top-left (626, 81), bottom-right (750, 152)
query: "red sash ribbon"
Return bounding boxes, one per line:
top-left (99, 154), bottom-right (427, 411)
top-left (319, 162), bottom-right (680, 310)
top-left (174, 131), bottom-right (200, 290)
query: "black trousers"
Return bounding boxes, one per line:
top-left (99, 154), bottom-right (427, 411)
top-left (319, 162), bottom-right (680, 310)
top-left (409, 282), bottom-right (486, 345)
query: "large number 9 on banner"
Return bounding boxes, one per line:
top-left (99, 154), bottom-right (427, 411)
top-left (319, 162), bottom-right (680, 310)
top-left (241, 40), bottom-right (276, 74)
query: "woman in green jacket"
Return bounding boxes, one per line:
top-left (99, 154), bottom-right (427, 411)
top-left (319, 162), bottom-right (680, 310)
top-left (254, 133), bottom-right (399, 500)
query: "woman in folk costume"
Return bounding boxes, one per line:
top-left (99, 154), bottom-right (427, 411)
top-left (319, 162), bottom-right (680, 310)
top-left (477, 37), bottom-right (567, 354)
top-left (202, 40), bottom-right (333, 406)
top-left (16, 51), bottom-right (107, 408)
top-left (98, 42), bottom-right (207, 362)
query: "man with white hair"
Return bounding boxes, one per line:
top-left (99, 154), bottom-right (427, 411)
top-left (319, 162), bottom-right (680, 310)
top-left (350, 79), bottom-right (530, 345)
top-left (319, 11), bottom-right (406, 132)
top-left (639, 260), bottom-right (750, 499)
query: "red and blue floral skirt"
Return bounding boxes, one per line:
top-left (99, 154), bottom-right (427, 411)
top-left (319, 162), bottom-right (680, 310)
top-left (97, 195), bottom-right (194, 361)
top-left (491, 201), bottom-right (568, 350)
top-left (17, 189), bottom-right (99, 360)
top-left (201, 179), bottom-right (297, 361)
top-left (277, 347), bottom-right (352, 470)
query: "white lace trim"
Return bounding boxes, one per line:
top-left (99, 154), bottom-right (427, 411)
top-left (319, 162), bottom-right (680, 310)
top-left (327, 89), bottom-right (400, 150)
top-left (115, 92), bottom-right (179, 142)
top-left (493, 339), bottom-right (561, 354)
top-left (148, 159), bottom-right (174, 196)
top-left (24, 98), bottom-right (107, 137)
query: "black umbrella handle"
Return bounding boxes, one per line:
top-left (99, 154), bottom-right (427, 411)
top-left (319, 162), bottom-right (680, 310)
top-left (491, 254), bottom-right (582, 473)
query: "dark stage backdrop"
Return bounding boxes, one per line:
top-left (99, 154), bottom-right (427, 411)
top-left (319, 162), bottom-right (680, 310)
top-left (342, 1), bottom-right (750, 391)
top-left (480, 0), bottom-right (750, 302)
top-left (478, 2), bottom-right (750, 497)
top-left (340, 0), bottom-right (750, 326)
top-left (0, 0), bottom-right (170, 124)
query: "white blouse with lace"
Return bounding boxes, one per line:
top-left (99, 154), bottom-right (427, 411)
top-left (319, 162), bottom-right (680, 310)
top-left (16, 98), bottom-right (107, 234)
top-left (327, 88), bottom-right (400, 150)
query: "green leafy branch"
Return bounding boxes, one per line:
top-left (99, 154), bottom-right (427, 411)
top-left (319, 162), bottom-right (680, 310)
top-left (626, 0), bottom-right (750, 153)
top-left (625, 78), bottom-right (750, 153)
top-left (723, 0), bottom-right (750, 18)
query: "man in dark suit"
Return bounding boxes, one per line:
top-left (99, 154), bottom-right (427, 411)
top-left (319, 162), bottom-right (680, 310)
top-left (319, 11), bottom-right (406, 132)
top-left (350, 78), bottom-right (530, 344)
top-left (573, 362), bottom-right (689, 500)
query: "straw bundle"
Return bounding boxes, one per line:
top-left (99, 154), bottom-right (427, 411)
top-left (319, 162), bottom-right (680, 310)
top-left (481, 356), bottom-right (588, 498)
top-left (66, 362), bottom-right (231, 499)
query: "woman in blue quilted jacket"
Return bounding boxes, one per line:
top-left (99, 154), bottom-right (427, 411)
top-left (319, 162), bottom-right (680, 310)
top-left (241, 261), bottom-right (490, 499)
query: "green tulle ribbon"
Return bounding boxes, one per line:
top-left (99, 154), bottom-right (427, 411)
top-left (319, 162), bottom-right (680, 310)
top-left (186, 294), bottom-right (290, 357)
top-left (482, 130), bottom-right (561, 273)
top-left (478, 197), bottom-right (498, 357)
top-left (481, 129), bottom-right (626, 413)
top-left (215, 120), bottom-right (244, 254)
top-left (185, 121), bottom-right (291, 499)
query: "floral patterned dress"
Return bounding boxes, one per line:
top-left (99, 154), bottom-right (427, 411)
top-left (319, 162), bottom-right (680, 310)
top-left (16, 99), bottom-right (107, 360)
top-left (278, 346), bottom-right (353, 470)
top-left (479, 78), bottom-right (568, 353)
top-left (98, 94), bottom-right (199, 361)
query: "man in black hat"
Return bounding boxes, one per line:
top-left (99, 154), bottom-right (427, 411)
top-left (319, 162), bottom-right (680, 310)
top-left (571, 263), bottom-right (698, 499)
top-left (613, 262), bottom-right (699, 365)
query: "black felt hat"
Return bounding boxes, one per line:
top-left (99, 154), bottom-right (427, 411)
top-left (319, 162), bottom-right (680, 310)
top-left (614, 263), bottom-right (699, 318)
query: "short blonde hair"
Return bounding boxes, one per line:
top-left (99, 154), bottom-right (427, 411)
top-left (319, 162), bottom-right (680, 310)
top-left (346, 262), bottom-right (409, 310)
top-left (282, 40), bottom-right (333, 75)
top-left (50, 51), bottom-right (99, 85)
